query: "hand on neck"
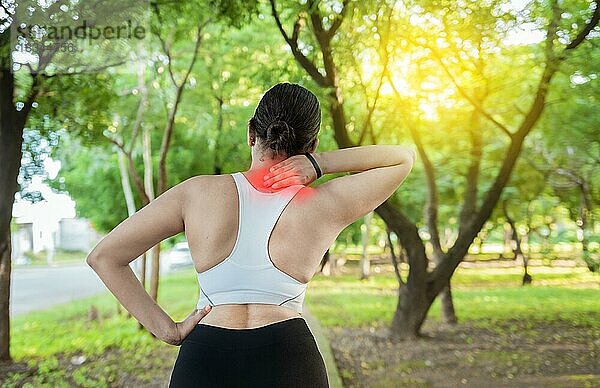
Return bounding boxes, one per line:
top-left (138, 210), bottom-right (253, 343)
top-left (244, 153), bottom-right (288, 192)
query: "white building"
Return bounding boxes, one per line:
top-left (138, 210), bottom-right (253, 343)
top-left (11, 174), bottom-right (100, 263)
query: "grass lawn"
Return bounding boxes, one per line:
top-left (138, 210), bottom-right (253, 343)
top-left (307, 261), bottom-right (599, 387)
top-left (306, 264), bottom-right (599, 329)
top-left (2, 270), bottom-right (202, 387)
top-left (1, 261), bottom-right (598, 387)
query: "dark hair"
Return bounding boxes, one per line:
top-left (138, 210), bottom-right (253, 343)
top-left (248, 82), bottom-right (321, 158)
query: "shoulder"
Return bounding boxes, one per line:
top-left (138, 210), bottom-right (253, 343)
top-left (178, 174), bottom-right (234, 202)
top-left (179, 174), bottom-right (213, 188)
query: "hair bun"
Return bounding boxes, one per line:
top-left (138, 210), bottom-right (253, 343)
top-left (265, 120), bottom-right (297, 155)
top-left (266, 120), bottom-right (290, 137)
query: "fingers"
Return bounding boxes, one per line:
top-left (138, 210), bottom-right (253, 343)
top-left (270, 177), bottom-right (301, 189)
top-left (264, 164), bottom-right (295, 182)
top-left (264, 155), bottom-right (304, 180)
top-left (263, 155), bottom-right (313, 188)
top-left (194, 305), bottom-right (212, 322)
top-left (269, 159), bottom-right (290, 172)
top-left (264, 169), bottom-right (296, 187)
top-left (176, 306), bottom-right (212, 344)
top-left (269, 154), bottom-right (303, 171)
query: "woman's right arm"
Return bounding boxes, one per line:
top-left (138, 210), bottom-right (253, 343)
top-left (265, 145), bottom-right (416, 231)
top-left (314, 145), bottom-right (416, 175)
top-left (264, 145), bottom-right (416, 187)
top-left (313, 145), bottom-right (416, 229)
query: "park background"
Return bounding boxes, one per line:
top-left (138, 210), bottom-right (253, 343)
top-left (0, 0), bottom-right (599, 386)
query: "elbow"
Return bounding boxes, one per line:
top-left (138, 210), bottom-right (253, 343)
top-left (404, 146), bottom-right (417, 164)
top-left (86, 251), bottom-right (101, 267)
top-left (395, 145), bottom-right (417, 166)
top-left (409, 148), bottom-right (417, 163)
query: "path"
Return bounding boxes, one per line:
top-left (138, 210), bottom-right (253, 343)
top-left (10, 263), bottom-right (106, 316)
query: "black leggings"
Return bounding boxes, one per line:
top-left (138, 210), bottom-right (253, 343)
top-left (169, 317), bottom-right (329, 387)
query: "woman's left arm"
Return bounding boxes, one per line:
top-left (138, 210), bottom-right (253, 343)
top-left (86, 179), bottom-right (190, 345)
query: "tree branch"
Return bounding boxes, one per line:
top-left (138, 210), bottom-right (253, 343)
top-left (422, 42), bottom-right (514, 139)
top-left (269, 0), bottom-right (330, 87)
top-left (150, 2), bottom-right (177, 87)
top-left (357, 6), bottom-right (392, 145)
top-left (128, 64), bottom-right (149, 154)
top-left (386, 72), bottom-right (444, 259)
top-left (104, 134), bottom-right (149, 204)
top-left (326, 0), bottom-right (351, 39)
top-left (386, 226), bottom-right (405, 286)
top-left (153, 26), bottom-right (177, 87)
top-left (564, 0), bottom-right (600, 51)
top-left (157, 20), bottom-right (207, 194)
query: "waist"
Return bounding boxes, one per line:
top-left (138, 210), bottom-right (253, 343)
top-left (187, 316), bottom-right (312, 350)
top-left (198, 304), bottom-right (303, 329)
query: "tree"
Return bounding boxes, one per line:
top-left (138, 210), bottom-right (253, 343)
top-left (266, 0), bottom-right (599, 338)
top-left (522, 45), bottom-right (600, 271)
top-left (1, 0), bottom-right (151, 360)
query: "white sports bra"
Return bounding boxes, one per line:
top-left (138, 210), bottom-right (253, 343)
top-left (196, 172), bottom-right (308, 314)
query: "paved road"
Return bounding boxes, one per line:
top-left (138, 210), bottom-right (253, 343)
top-left (10, 263), bottom-right (107, 317)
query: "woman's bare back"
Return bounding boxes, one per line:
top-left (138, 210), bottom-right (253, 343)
top-left (181, 173), bottom-right (339, 329)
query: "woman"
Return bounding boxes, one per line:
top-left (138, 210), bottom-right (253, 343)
top-left (87, 82), bottom-right (415, 387)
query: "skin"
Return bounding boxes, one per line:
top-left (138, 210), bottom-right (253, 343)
top-left (87, 126), bottom-right (339, 346)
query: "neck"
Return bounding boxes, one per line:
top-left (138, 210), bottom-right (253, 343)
top-left (243, 155), bottom-right (288, 192)
top-left (249, 156), bottom-right (286, 171)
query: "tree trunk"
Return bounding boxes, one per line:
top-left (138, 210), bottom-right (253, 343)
top-left (502, 198), bottom-right (531, 284)
top-left (140, 251), bottom-right (148, 332)
top-left (376, 202), bottom-right (433, 339)
top-left (0, 229), bottom-right (12, 362)
top-left (319, 250), bottom-right (330, 275)
top-left (213, 95), bottom-right (224, 174)
top-left (149, 244), bottom-right (161, 301)
top-left (359, 212), bottom-right (373, 280)
top-left (390, 283), bottom-right (434, 340)
top-left (579, 181), bottom-right (596, 272)
top-left (476, 232), bottom-right (484, 253)
top-left (331, 251), bottom-right (339, 275)
top-left (440, 283), bottom-right (458, 324)
top-left (140, 251), bottom-right (147, 287)
top-left (0, 67), bottom-right (30, 362)
top-left (501, 222), bottom-right (513, 260)
top-left (386, 228), bottom-right (404, 286)
top-left (434, 251), bottom-right (457, 324)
